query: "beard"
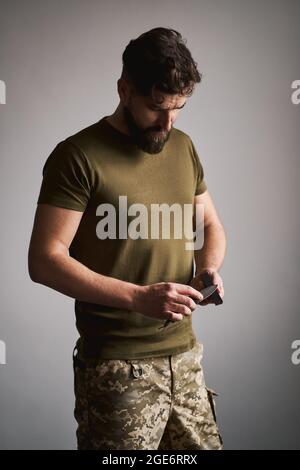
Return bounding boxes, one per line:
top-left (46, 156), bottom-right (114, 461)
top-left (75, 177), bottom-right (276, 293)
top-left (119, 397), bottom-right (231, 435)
top-left (123, 106), bottom-right (171, 154)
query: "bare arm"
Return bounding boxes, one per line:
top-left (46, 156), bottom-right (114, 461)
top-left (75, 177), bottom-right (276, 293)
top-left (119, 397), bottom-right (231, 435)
top-left (28, 204), bottom-right (139, 310)
top-left (28, 204), bottom-right (203, 321)
top-left (193, 190), bottom-right (227, 274)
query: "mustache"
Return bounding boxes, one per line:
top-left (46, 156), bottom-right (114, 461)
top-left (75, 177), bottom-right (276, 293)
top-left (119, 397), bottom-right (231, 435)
top-left (146, 127), bottom-right (168, 133)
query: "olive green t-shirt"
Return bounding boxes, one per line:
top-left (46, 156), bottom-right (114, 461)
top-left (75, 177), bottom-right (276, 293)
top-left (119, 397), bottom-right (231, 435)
top-left (37, 116), bottom-right (207, 359)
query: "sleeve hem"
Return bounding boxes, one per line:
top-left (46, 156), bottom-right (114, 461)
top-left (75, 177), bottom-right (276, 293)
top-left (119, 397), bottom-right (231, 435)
top-left (37, 198), bottom-right (86, 212)
top-left (195, 181), bottom-right (207, 196)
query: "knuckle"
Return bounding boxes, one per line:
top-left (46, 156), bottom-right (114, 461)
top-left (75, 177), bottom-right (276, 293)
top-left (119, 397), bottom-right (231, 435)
top-left (165, 282), bottom-right (173, 292)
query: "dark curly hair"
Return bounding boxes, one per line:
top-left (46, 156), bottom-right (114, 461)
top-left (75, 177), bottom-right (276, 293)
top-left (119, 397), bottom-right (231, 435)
top-left (121, 27), bottom-right (202, 103)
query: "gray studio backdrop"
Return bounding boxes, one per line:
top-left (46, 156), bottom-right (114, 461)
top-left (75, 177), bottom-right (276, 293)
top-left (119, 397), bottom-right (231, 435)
top-left (0, 0), bottom-right (299, 450)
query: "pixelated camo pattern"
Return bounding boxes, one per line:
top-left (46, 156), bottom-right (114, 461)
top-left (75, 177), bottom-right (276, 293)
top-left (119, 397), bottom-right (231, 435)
top-left (73, 340), bottom-right (223, 450)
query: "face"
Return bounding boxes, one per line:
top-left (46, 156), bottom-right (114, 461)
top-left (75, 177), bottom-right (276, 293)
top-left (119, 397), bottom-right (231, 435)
top-left (120, 81), bottom-right (187, 154)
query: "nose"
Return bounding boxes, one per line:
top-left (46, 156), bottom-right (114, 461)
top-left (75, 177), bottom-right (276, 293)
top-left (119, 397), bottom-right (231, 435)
top-left (157, 112), bottom-right (173, 132)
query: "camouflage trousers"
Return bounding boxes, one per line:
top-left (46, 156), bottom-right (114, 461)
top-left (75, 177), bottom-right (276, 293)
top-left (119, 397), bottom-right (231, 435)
top-left (72, 339), bottom-right (223, 450)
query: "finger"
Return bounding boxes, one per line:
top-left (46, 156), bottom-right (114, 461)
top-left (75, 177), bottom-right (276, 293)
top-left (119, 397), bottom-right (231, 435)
top-left (173, 294), bottom-right (198, 310)
top-left (212, 273), bottom-right (224, 291)
top-left (165, 311), bottom-right (183, 322)
top-left (220, 282), bottom-right (224, 293)
top-left (204, 272), bottom-right (224, 298)
top-left (210, 272), bottom-right (221, 287)
top-left (217, 285), bottom-right (224, 297)
top-left (169, 302), bottom-right (192, 317)
top-left (175, 284), bottom-right (204, 303)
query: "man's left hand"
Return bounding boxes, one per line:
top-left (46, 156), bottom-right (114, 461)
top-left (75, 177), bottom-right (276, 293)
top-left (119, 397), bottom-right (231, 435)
top-left (189, 268), bottom-right (224, 306)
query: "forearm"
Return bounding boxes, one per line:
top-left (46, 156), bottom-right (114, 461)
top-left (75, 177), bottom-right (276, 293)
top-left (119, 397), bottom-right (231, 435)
top-left (30, 253), bottom-right (140, 310)
top-left (194, 223), bottom-right (226, 274)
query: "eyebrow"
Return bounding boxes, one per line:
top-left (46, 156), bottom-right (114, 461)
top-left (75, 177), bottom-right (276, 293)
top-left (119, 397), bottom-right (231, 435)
top-left (150, 102), bottom-right (187, 110)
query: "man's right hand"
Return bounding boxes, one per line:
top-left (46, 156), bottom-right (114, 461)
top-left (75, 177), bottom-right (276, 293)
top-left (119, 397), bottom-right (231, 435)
top-left (132, 282), bottom-right (204, 323)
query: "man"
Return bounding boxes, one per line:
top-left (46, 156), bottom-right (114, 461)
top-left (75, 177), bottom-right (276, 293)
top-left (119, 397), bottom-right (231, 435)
top-left (28, 27), bottom-right (226, 450)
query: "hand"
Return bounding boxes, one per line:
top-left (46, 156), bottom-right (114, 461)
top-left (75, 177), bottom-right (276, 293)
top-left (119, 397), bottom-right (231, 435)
top-left (132, 282), bottom-right (204, 323)
top-left (189, 268), bottom-right (224, 306)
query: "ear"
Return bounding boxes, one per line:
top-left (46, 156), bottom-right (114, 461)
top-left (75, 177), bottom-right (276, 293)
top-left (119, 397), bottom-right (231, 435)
top-left (117, 78), bottom-right (131, 106)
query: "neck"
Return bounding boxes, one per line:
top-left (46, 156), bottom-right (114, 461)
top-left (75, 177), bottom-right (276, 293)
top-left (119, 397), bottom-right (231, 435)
top-left (106, 104), bottom-right (130, 136)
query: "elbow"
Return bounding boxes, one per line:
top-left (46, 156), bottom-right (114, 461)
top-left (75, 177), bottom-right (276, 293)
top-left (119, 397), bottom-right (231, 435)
top-left (28, 261), bottom-right (41, 283)
top-left (28, 255), bottom-right (46, 284)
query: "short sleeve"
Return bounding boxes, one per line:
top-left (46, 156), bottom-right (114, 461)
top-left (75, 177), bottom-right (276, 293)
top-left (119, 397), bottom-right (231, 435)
top-left (190, 139), bottom-right (207, 195)
top-left (37, 139), bottom-right (92, 212)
